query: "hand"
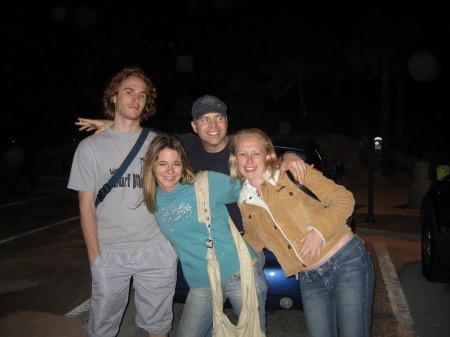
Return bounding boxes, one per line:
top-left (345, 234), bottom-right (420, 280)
top-left (89, 252), bottom-right (100, 266)
top-left (297, 230), bottom-right (323, 265)
top-left (279, 152), bottom-right (308, 184)
top-left (76, 118), bottom-right (113, 136)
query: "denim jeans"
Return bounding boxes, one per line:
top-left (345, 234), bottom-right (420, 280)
top-left (257, 250), bottom-right (266, 269)
top-left (298, 235), bottom-right (374, 337)
top-left (177, 263), bottom-right (268, 337)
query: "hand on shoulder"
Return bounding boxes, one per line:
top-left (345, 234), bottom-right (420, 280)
top-left (76, 118), bottom-right (113, 136)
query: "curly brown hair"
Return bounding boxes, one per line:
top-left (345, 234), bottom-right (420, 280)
top-left (102, 67), bottom-right (157, 122)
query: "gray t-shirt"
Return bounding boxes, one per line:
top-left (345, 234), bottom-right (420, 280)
top-left (68, 128), bottom-right (166, 253)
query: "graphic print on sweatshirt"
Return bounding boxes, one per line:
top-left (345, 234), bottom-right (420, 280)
top-left (159, 202), bottom-right (194, 231)
top-left (108, 158), bottom-right (145, 190)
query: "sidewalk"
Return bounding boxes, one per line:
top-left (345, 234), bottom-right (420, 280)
top-left (347, 183), bottom-right (421, 242)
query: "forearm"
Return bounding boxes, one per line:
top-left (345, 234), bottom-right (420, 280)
top-left (307, 171), bottom-right (355, 239)
top-left (78, 191), bottom-right (100, 263)
top-left (280, 151), bottom-right (307, 184)
top-left (80, 215), bottom-right (100, 263)
top-left (281, 151), bottom-right (305, 162)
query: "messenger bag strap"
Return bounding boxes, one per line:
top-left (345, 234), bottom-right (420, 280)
top-left (286, 170), bottom-right (354, 227)
top-left (95, 127), bottom-right (150, 207)
top-left (286, 170), bottom-right (321, 202)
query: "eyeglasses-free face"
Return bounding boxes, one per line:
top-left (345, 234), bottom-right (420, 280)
top-left (191, 112), bottom-right (228, 153)
top-left (235, 136), bottom-right (270, 186)
top-left (153, 148), bottom-right (183, 193)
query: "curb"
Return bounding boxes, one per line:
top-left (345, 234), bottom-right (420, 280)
top-left (356, 226), bottom-right (421, 243)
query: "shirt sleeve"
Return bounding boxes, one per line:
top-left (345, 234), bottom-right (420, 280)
top-left (208, 171), bottom-right (241, 204)
top-left (304, 165), bottom-right (355, 242)
top-left (67, 141), bottom-right (96, 192)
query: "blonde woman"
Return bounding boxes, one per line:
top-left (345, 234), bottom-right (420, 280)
top-left (229, 128), bottom-right (374, 337)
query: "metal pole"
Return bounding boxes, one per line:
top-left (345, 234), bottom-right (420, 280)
top-left (365, 149), bottom-right (376, 223)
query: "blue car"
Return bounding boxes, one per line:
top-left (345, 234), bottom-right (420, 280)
top-left (174, 136), bottom-right (346, 311)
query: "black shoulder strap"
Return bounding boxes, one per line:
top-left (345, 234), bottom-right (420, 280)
top-left (287, 171), bottom-right (354, 228)
top-left (95, 127), bottom-right (150, 207)
top-left (286, 171), bottom-right (321, 202)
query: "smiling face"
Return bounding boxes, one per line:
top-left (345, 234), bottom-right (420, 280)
top-left (191, 112), bottom-right (228, 153)
top-left (112, 76), bottom-right (148, 122)
top-left (235, 136), bottom-right (270, 187)
top-left (153, 148), bottom-right (183, 193)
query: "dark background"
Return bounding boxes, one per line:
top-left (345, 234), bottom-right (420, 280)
top-left (3, 0), bottom-right (449, 160)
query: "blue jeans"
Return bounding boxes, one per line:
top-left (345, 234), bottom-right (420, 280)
top-left (257, 250), bottom-right (266, 269)
top-left (177, 264), bottom-right (268, 337)
top-left (298, 235), bottom-right (374, 337)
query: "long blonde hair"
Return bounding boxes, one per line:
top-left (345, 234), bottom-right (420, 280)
top-left (229, 128), bottom-right (279, 183)
top-left (142, 133), bottom-right (195, 213)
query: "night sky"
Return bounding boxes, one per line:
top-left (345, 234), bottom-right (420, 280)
top-left (3, 1), bottom-right (449, 157)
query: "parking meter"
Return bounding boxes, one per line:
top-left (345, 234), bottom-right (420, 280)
top-left (374, 136), bottom-right (382, 151)
top-left (365, 136), bottom-right (382, 223)
top-left (373, 136), bottom-right (382, 167)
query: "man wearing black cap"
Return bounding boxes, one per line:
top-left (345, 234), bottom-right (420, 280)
top-left (179, 95), bottom-right (233, 181)
top-left (180, 94), bottom-right (306, 233)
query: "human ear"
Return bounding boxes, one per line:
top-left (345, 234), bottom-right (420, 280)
top-left (191, 121), bottom-right (197, 134)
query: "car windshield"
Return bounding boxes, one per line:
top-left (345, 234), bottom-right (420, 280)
top-left (271, 136), bottom-right (333, 180)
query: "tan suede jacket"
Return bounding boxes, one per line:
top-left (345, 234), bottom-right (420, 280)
top-left (238, 165), bottom-right (355, 277)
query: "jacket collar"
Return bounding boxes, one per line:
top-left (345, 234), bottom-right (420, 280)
top-left (238, 170), bottom-right (280, 204)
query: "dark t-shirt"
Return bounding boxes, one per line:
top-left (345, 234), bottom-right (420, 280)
top-left (178, 132), bottom-right (243, 232)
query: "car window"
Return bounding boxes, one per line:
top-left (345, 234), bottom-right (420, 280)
top-left (274, 146), bottom-right (306, 160)
top-left (272, 137), bottom-right (333, 180)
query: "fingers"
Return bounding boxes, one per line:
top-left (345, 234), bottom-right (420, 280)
top-left (279, 153), bottom-right (307, 184)
top-left (279, 161), bottom-right (302, 180)
top-left (77, 125), bottom-right (95, 132)
top-left (295, 161), bottom-right (307, 184)
top-left (76, 118), bottom-right (97, 127)
top-left (94, 127), bottom-right (106, 136)
top-left (307, 248), bottom-right (321, 265)
top-left (297, 231), bottom-right (322, 265)
top-left (76, 119), bottom-right (89, 129)
top-left (299, 245), bottom-right (321, 265)
top-left (76, 118), bottom-right (100, 134)
top-left (76, 118), bottom-right (89, 125)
